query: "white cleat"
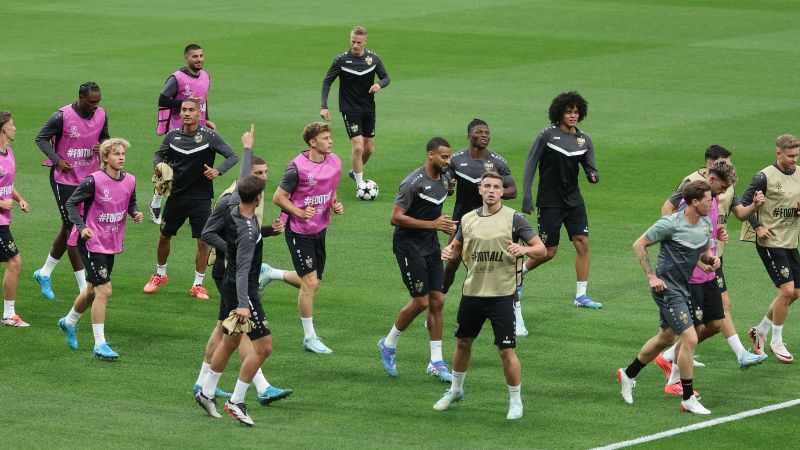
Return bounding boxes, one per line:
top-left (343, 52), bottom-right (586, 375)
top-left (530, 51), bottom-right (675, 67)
top-left (515, 317), bottom-right (529, 337)
top-left (507, 400), bottom-right (523, 420)
top-left (680, 395), bottom-right (711, 415)
top-left (433, 390), bottom-right (464, 411)
top-left (617, 368), bottom-right (635, 404)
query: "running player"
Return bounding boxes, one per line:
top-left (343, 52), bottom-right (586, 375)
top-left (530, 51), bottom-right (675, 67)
top-left (743, 134), bottom-right (800, 363)
top-left (320, 26), bottom-right (390, 189)
top-left (521, 91), bottom-right (601, 309)
top-left (57, 138), bottom-right (143, 360)
top-left (151, 44), bottom-right (216, 224)
top-left (0, 112), bottom-right (31, 327)
top-left (33, 82), bottom-right (109, 300)
top-left (617, 180), bottom-right (717, 414)
top-left (273, 122), bottom-right (343, 353)
top-left (377, 137), bottom-right (457, 381)
top-left (434, 172), bottom-right (545, 420)
top-left (143, 98), bottom-right (237, 300)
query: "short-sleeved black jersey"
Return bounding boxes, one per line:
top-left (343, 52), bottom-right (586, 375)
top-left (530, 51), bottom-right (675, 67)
top-left (447, 148), bottom-right (512, 221)
top-left (393, 167), bottom-right (453, 257)
top-left (321, 50), bottom-right (390, 113)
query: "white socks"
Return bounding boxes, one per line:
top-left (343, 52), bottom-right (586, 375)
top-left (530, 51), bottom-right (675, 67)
top-left (662, 343), bottom-right (677, 363)
top-left (727, 335), bottom-right (746, 360)
top-left (576, 281), bottom-right (588, 299)
top-left (301, 317), bottom-right (316, 339)
top-left (353, 171), bottom-right (364, 186)
top-left (196, 362), bottom-right (211, 386)
top-left (3, 300), bottom-right (14, 319)
top-left (772, 324), bottom-right (784, 346)
top-left (230, 379), bottom-right (250, 404)
top-left (514, 301), bottom-right (524, 322)
top-left (41, 254), bottom-right (59, 277)
top-left (156, 264), bottom-right (167, 277)
top-left (65, 307), bottom-right (82, 326)
top-left (385, 325), bottom-right (402, 348)
top-left (268, 269), bottom-right (287, 281)
top-left (194, 271), bottom-right (205, 286)
top-left (75, 270), bottom-right (87, 292)
top-left (667, 362), bottom-right (681, 385)
top-left (151, 194), bottom-right (162, 209)
top-left (508, 384), bottom-right (521, 403)
top-left (757, 316), bottom-right (773, 338)
top-left (92, 323), bottom-right (106, 346)
top-left (430, 340), bottom-right (443, 362)
top-left (451, 371), bottom-right (466, 392)
top-left (202, 370), bottom-right (222, 398)
top-left (253, 368), bottom-right (270, 394)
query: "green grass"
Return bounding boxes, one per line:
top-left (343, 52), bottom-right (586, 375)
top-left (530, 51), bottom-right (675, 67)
top-left (1, 0), bottom-right (799, 448)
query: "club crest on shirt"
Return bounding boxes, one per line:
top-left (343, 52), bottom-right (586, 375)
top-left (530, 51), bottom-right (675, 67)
top-left (194, 133), bottom-right (203, 143)
top-left (576, 137), bottom-right (586, 147)
top-left (350, 123), bottom-right (359, 134)
top-left (483, 161), bottom-right (494, 172)
top-left (365, 56), bottom-right (373, 65)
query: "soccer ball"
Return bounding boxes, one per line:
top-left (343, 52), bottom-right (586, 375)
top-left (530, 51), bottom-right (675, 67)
top-left (356, 180), bottom-right (379, 201)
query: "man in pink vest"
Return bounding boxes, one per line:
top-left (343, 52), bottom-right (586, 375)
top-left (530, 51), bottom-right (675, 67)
top-left (33, 82), bottom-right (109, 301)
top-left (0, 112), bottom-right (31, 327)
top-left (150, 44), bottom-right (216, 225)
top-left (57, 138), bottom-right (143, 360)
top-left (273, 122), bottom-right (344, 354)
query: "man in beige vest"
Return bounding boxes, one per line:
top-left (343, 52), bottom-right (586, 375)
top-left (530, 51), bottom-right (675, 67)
top-left (743, 134), bottom-right (800, 364)
top-left (434, 172), bottom-right (545, 420)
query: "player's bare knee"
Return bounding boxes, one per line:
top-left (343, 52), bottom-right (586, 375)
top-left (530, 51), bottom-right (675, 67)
top-left (706, 320), bottom-right (723, 334)
top-left (544, 247), bottom-right (558, 260)
top-left (6, 254), bottom-right (21, 272)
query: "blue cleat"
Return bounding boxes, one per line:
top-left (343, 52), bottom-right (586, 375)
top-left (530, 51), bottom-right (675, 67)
top-left (58, 317), bottom-right (78, 350)
top-left (574, 295), bottom-right (603, 309)
top-left (33, 270), bottom-right (55, 300)
top-left (258, 386), bottom-right (293, 405)
top-left (738, 350), bottom-right (768, 370)
top-left (377, 338), bottom-right (397, 377)
top-left (93, 343), bottom-right (119, 361)
top-left (257, 263), bottom-right (273, 295)
top-left (427, 360), bottom-right (453, 382)
top-left (193, 383), bottom-right (232, 398)
top-left (348, 170), bottom-right (356, 180)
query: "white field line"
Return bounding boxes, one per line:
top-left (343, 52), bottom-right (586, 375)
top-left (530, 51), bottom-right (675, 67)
top-left (591, 399), bottom-right (800, 450)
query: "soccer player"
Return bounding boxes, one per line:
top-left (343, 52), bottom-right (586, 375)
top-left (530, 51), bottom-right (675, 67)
top-left (143, 98), bottom-right (237, 300)
top-left (442, 119), bottom-right (519, 329)
top-left (521, 91), bottom-right (601, 309)
top-left (320, 26), bottom-right (390, 189)
top-left (377, 137), bottom-right (457, 381)
top-left (0, 112), bottom-right (31, 327)
top-left (33, 81), bottom-right (109, 300)
top-left (743, 134), bottom-right (800, 363)
top-left (617, 180), bottom-right (717, 415)
top-left (273, 122), bottom-right (343, 354)
top-left (434, 172), bottom-right (545, 420)
top-left (57, 138), bottom-right (143, 360)
top-left (151, 43), bottom-right (216, 224)
top-left (195, 175), bottom-right (272, 426)
top-left (193, 125), bottom-right (292, 405)
top-left (657, 149), bottom-right (767, 371)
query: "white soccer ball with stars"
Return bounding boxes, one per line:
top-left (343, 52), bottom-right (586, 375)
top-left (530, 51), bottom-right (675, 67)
top-left (356, 180), bottom-right (379, 201)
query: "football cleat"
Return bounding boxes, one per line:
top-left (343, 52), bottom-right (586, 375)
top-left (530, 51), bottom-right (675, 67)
top-left (617, 368), bottom-right (635, 404)
top-left (58, 317), bottom-right (78, 350)
top-left (33, 269), bottom-right (55, 300)
top-left (348, 170), bottom-right (355, 181)
top-left (770, 343), bottom-right (794, 363)
top-left (195, 391), bottom-right (222, 418)
top-left (655, 353), bottom-right (672, 378)
top-left (224, 401), bottom-right (254, 426)
top-left (257, 263), bottom-right (273, 295)
top-left (303, 336), bottom-right (333, 354)
top-left (664, 382), bottom-right (700, 398)
top-left (190, 284), bottom-right (209, 300)
top-left (149, 205), bottom-right (162, 225)
top-left (377, 338), bottom-right (397, 377)
top-left (574, 295), bottom-right (603, 309)
top-left (748, 327), bottom-right (766, 355)
top-left (426, 360), bottom-right (453, 383)
top-left (507, 400), bottom-right (523, 420)
top-left (1, 315), bottom-right (30, 327)
top-left (433, 390), bottom-right (464, 411)
top-left (93, 343), bottom-right (119, 361)
top-left (680, 395), bottom-right (711, 415)
top-left (192, 383), bottom-right (231, 399)
top-left (692, 355), bottom-right (705, 367)
top-left (143, 274), bottom-right (168, 293)
top-left (258, 386), bottom-right (293, 405)
top-left (738, 350), bottom-right (768, 370)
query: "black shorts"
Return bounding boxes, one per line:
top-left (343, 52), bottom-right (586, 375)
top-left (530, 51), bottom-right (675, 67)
top-left (0, 226), bottom-right (20, 262)
top-left (50, 168), bottom-right (78, 228)
top-left (536, 205), bottom-right (589, 247)
top-left (756, 244), bottom-right (800, 287)
top-left (395, 251), bottom-right (444, 297)
top-left (689, 280), bottom-right (725, 324)
top-left (341, 111), bottom-right (376, 139)
top-left (160, 197), bottom-right (211, 238)
top-left (77, 240), bottom-right (114, 286)
top-left (715, 257), bottom-right (727, 293)
top-left (454, 294), bottom-right (516, 349)
top-left (220, 278), bottom-right (270, 340)
top-left (286, 231), bottom-right (326, 279)
top-left (653, 289), bottom-right (693, 335)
